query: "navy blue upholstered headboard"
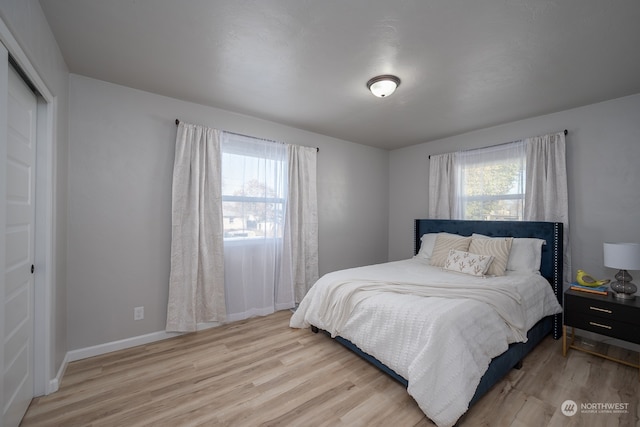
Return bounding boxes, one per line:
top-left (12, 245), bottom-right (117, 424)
top-left (414, 219), bottom-right (563, 337)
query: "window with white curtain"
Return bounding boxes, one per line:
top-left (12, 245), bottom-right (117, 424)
top-left (428, 131), bottom-right (569, 284)
top-left (456, 141), bottom-right (525, 221)
top-left (221, 135), bottom-right (287, 240)
top-left (220, 133), bottom-right (290, 321)
top-left (167, 121), bottom-right (318, 332)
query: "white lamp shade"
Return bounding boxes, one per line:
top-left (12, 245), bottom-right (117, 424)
top-left (603, 243), bottom-right (640, 270)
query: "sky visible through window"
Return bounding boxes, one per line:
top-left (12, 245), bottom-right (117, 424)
top-left (221, 148), bottom-right (286, 239)
top-left (222, 152), bottom-right (285, 197)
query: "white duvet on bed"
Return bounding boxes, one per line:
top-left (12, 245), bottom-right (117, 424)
top-left (289, 258), bottom-right (562, 427)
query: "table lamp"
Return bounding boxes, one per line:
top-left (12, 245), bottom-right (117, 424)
top-left (603, 242), bottom-right (640, 300)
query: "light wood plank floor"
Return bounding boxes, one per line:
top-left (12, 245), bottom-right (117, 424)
top-left (22, 310), bottom-right (639, 426)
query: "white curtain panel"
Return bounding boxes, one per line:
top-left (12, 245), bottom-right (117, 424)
top-left (166, 123), bottom-right (226, 332)
top-left (282, 145), bottom-right (319, 303)
top-left (428, 152), bottom-right (456, 219)
top-left (524, 132), bottom-right (571, 285)
top-left (221, 134), bottom-right (289, 321)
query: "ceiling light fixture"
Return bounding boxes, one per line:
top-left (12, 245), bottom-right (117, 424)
top-left (366, 75), bottom-right (401, 98)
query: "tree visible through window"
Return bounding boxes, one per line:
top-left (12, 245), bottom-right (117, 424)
top-left (457, 142), bottom-right (525, 221)
top-left (223, 179), bottom-right (285, 239)
top-left (221, 138), bottom-right (287, 240)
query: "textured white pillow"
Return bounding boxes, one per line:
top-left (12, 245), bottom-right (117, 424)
top-left (415, 233), bottom-right (438, 259)
top-left (469, 236), bottom-right (513, 276)
top-left (443, 249), bottom-right (494, 276)
top-left (472, 233), bottom-right (545, 273)
top-left (430, 233), bottom-right (472, 267)
top-left (508, 238), bottom-right (546, 273)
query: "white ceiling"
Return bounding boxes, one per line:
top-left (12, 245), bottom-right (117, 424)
top-left (39, 0), bottom-right (640, 150)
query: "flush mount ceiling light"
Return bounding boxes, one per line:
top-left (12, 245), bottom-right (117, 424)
top-left (366, 74), bottom-right (401, 98)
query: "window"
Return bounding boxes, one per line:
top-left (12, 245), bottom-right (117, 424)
top-left (221, 133), bottom-right (287, 240)
top-left (169, 121), bottom-right (318, 328)
top-left (456, 141), bottom-right (525, 221)
top-left (428, 132), bottom-right (569, 284)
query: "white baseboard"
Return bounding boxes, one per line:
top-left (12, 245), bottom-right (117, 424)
top-left (42, 320), bottom-right (221, 395)
top-left (47, 352), bottom-right (69, 394)
top-left (226, 308), bottom-right (278, 323)
top-left (67, 330), bottom-right (177, 363)
top-left (64, 321), bottom-right (222, 364)
top-left (55, 310), bottom-right (294, 390)
top-left (48, 329), bottom-right (185, 394)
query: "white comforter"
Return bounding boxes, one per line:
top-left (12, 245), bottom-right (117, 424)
top-left (289, 258), bottom-right (562, 427)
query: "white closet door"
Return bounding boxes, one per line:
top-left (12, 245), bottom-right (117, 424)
top-left (3, 64), bottom-right (37, 427)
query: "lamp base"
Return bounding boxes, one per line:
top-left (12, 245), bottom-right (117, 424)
top-left (610, 270), bottom-right (636, 300)
top-left (612, 289), bottom-right (636, 300)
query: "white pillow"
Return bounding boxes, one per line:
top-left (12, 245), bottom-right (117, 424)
top-left (472, 233), bottom-right (545, 273)
top-left (443, 249), bottom-right (493, 276)
top-left (508, 238), bottom-right (546, 273)
top-left (415, 233), bottom-right (438, 259)
top-left (430, 233), bottom-right (472, 267)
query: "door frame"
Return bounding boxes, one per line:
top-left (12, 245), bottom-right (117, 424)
top-left (0, 18), bottom-right (57, 397)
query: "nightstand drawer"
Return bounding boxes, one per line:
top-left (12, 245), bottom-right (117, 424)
top-left (563, 289), bottom-right (640, 378)
top-left (564, 310), bottom-right (640, 344)
top-left (565, 292), bottom-right (640, 326)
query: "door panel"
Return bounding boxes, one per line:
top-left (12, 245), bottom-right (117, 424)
top-left (3, 64), bottom-right (36, 427)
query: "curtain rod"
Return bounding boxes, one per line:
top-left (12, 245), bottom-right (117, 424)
top-left (428, 129), bottom-right (567, 159)
top-left (175, 119), bottom-right (319, 152)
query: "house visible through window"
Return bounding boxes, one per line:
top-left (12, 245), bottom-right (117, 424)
top-left (221, 134), bottom-right (287, 240)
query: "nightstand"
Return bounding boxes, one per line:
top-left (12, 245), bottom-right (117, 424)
top-left (563, 289), bottom-right (640, 378)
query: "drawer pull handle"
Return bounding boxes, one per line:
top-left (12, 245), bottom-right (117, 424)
top-left (589, 306), bottom-right (612, 314)
top-left (589, 321), bottom-right (612, 330)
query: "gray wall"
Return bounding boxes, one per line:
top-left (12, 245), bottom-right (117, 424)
top-left (389, 93), bottom-right (640, 287)
top-left (67, 74), bottom-right (389, 350)
top-left (0, 0), bottom-right (69, 381)
top-left (4, 0), bottom-right (639, 361)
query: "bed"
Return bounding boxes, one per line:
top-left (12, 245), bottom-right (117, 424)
top-left (290, 219), bottom-right (564, 427)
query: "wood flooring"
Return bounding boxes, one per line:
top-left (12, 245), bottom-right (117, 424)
top-left (21, 310), bottom-right (640, 426)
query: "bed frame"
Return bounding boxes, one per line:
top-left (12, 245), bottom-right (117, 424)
top-left (313, 219), bottom-right (563, 408)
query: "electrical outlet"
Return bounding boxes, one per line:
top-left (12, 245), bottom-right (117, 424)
top-left (134, 306), bottom-right (144, 321)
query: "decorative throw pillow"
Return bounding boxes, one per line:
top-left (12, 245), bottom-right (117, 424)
top-left (443, 249), bottom-right (494, 276)
top-left (415, 233), bottom-right (438, 260)
top-left (430, 233), bottom-right (472, 267)
top-left (469, 236), bottom-right (513, 276)
top-left (472, 233), bottom-right (545, 273)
